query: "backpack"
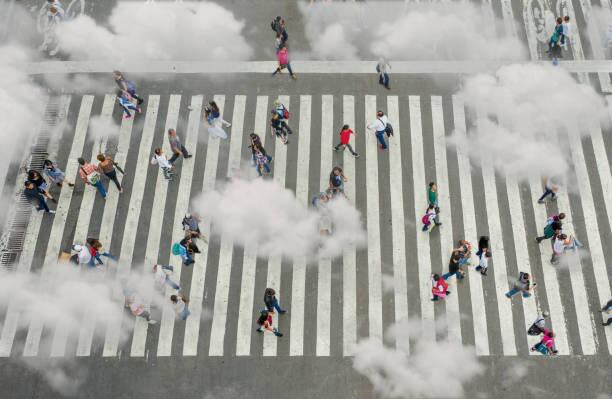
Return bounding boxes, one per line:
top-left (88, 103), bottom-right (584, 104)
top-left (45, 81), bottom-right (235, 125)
top-left (421, 214), bottom-right (431, 225)
top-left (543, 223), bottom-right (555, 238)
top-left (331, 175), bottom-right (342, 188)
top-left (172, 243), bottom-right (182, 255)
top-left (283, 108), bottom-right (290, 120)
top-left (385, 123), bottom-right (394, 137)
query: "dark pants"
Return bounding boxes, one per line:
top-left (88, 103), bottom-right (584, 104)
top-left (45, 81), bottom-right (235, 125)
top-left (379, 73), bottom-right (389, 88)
top-left (105, 170), bottom-right (121, 191)
top-left (375, 131), bottom-right (387, 149)
top-left (35, 196), bottom-right (50, 213)
top-left (128, 89), bottom-right (144, 105)
top-left (169, 145), bottom-right (190, 164)
top-left (538, 187), bottom-right (556, 202)
top-left (335, 142), bottom-right (357, 155)
top-left (273, 63), bottom-right (294, 76)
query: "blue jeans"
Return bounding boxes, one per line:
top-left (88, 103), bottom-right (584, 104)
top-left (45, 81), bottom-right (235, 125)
top-left (506, 288), bottom-right (530, 298)
top-left (379, 73), bottom-right (389, 88)
top-left (179, 306), bottom-right (191, 320)
top-left (375, 130), bottom-right (387, 149)
top-left (35, 196), bottom-right (50, 213)
top-left (88, 252), bottom-right (115, 266)
top-left (270, 298), bottom-right (285, 313)
top-left (443, 271), bottom-right (463, 280)
top-left (178, 246), bottom-right (194, 264)
top-left (257, 162), bottom-right (270, 176)
top-left (93, 180), bottom-right (107, 198)
top-left (121, 103), bottom-right (137, 117)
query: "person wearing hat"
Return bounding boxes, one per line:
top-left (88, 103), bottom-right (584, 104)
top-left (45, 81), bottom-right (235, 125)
top-left (255, 309), bottom-right (283, 337)
top-left (528, 311), bottom-right (550, 335)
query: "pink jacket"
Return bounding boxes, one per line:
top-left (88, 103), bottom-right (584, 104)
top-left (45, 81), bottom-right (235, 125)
top-left (277, 49), bottom-right (289, 66)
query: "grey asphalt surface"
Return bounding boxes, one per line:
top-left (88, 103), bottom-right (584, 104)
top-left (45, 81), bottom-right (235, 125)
top-left (1, 1), bottom-right (611, 399)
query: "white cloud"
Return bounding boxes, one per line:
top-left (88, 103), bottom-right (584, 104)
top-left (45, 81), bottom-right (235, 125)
top-left (299, 1), bottom-right (526, 61)
top-left (56, 2), bottom-right (253, 62)
top-left (192, 179), bottom-right (366, 260)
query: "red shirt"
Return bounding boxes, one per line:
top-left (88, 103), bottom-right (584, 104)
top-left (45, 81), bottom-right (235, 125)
top-left (339, 128), bottom-right (354, 145)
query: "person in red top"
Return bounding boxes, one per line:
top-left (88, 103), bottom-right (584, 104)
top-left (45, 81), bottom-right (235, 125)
top-left (334, 124), bottom-right (359, 157)
top-left (431, 273), bottom-right (450, 301)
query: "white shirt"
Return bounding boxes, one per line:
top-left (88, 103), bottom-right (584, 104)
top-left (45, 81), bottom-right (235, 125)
top-left (479, 255), bottom-right (488, 270)
top-left (553, 238), bottom-right (565, 254)
top-left (562, 22), bottom-right (571, 36)
top-left (173, 297), bottom-right (186, 315)
top-left (73, 244), bottom-right (91, 264)
top-left (377, 61), bottom-right (390, 74)
top-left (151, 154), bottom-right (171, 168)
top-left (153, 266), bottom-right (170, 286)
top-left (533, 315), bottom-right (546, 330)
top-left (368, 115), bottom-right (388, 132)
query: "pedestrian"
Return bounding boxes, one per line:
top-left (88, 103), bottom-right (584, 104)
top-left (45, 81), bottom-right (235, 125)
top-left (116, 90), bottom-right (141, 120)
top-left (547, 17), bottom-right (564, 52)
top-left (270, 16), bottom-right (288, 45)
top-left (551, 233), bottom-right (567, 264)
top-left (77, 157), bottom-right (107, 199)
top-left (170, 294), bottom-right (190, 320)
top-left (273, 100), bottom-right (294, 135)
top-left (204, 101), bottom-right (231, 127)
top-left (255, 309), bottom-right (283, 337)
top-left (506, 272), bottom-right (536, 299)
top-left (97, 154), bottom-right (123, 193)
top-left (312, 191), bottom-right (332, 235)
top-left (172, 237), bottom-right (195, 266)
top-left (334, 124), bottom-right (359, 157)
top-left (113, 70), bottom-right (144, 105)
top-left (182, 213), bottom-right (201, 236)
top-left (150, 148), bottom-right (175, 181)
top-left (535, 218), bottom-right (562, 244)
top-left (39, 4), bottom-right (64, 56)
top-left (248, 133), bottom-right (272, 166)
top-left (329, 166), bottom-right (348, 198)
top-left (264, 288), bottom-right (287, 314)
top-left (86, 237), bottom-right (116, 266)
top-left (530, 328), bottom-right (558, 355)
top-left (442, 251), bottom-right (464, 281)
top-left (42, 159), bottom-right (74, 187)
top-left (431, 273), bottom-right (450, 301)
top-left (421, 204), bottom-right (439, 232)
top-left (27, 169), bottom-right (56, 202)
top-left (153, 264), bottom-right (180, 290)
top-left (475, 248), bottom-right (491, 276)
top-left (602, 299), bottom-right (612, 326)
top-left (272, 46), bottom-right (297, 80)
top-left (538, 176), bottom-right (560, 204)
top-left (427, 182), bottom-right (439, 207)
top-left (69, 243), bottom-right (91, 266)
top-left (167, 128), bottom-right (193, 164)
top-left (562, 234), bottom-right (584, 253)
top-left (367, 110), bottom-right (392, 150)
top-left (124, 290), bottom-right (157, 325)
top-left (270, 110), bottom-right (289, 144)
top-left (561, 16), bottom-right (571, 51)
top-left (376, 57), bottom-right (391, 90)
top-left (254, 146), bottom-right (272, 177)
top-left (527, 311), bottom-right (550, 336)
top-left (475, 235), bottom-right (491, 258)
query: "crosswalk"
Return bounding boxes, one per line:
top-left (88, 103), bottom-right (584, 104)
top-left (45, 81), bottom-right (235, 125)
top-left (1, 91), bottom-right (611, 359)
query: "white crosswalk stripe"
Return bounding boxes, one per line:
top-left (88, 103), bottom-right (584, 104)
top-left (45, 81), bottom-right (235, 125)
top-left (4, 92), bottom-right (612, 359)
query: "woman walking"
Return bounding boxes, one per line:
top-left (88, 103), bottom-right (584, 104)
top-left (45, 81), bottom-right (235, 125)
top-left (170, 294), bottom-right (191, 320)
top-left (328, 166), bottom-right (347, 198)
top-left (256, 309), bottom-right (283, 337)
top-left (86, 237), bottom-right (117, 266)
top-left (272, 46), bottom-right (296, 80)
top-left (42, 160), bottom-right (74, 187)
top-left (97, 154), bottom-right (123, 193)
top-left (27, 169), bottom-right (56, 202)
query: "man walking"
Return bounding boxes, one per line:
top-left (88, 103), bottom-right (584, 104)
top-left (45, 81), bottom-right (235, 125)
top-left (506, 272), bottom-right (536, 299)
top-left (23, 181), bottom-right (55, 214)
top-left (334, 124), bottom-right (359, 157)
top-left (538, 176), bottom-right (560, 204)
top-left (264, 288), bottom-right (287, 314)
top-left (78, 157), bottom-right (107, 199)
top-left (167, 128), bottom-right (192, 164)
top-left (376, 58), bottom-right (391, 90)
top-left (367, 110), bottom-right (389, 150)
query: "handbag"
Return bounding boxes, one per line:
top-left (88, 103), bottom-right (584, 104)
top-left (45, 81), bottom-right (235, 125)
top-left (81, 166), bottom-right (100, 185)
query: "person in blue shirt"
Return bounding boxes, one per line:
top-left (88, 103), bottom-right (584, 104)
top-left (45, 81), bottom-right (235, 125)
top-left (114, 71), bottom-right (144, 105)
top-left (117, 90), bottom-right (140, 119)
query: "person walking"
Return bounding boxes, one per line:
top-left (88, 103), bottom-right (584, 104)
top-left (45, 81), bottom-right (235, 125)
top-left (39, 4), bottom-right (64, 56)
top-left (254, 146), bottom-right (272, 177)
top-left (530, 328), bottom-right (558, 355)
top-left (334, 124), bottom-right (359, 157)
top-left (78, 157), bottom-right (107, 199)
top-left (271, 16), bottom-right (288, 45)
top-left (97, 154), bottom-right (123, 193)
top-left (376, 57), bottom-right (391, 90)
top-left (527, 311), bottom-right (550, 336)
top-left (124, 290), bottom-right (157, 325)
top-left (248, 133), bottom-right (272, 166)
top-left (475, 235), bottom-right (491, 258)
top-left (69, 243), bottom-right (91, 266)
top-left (367, 110), bottom-right (390, 150)
top-left (272, 46), bottom-right (296, 80)
top-left (23, 181), bottom-right (55, 214)
top-left (256, 309), bottom-right (283, 337)
top-left (270, 111), bottom-right (289, 145)
top-left (113, 70), bottom-right (144, 105)
top-left (117, 90), bottom-right (141, 120)
top-left (172, 237), bottom-right (195, 266)
top-left (561, 16), bottom-right (571, 51)
top-left (170, 294), bottom-right (190, 320)
top-left (42, 159), bottom-right (74, 187)
top-left (421, 204), bottom-right (439, 232)
top-left (153, 264), bottom-right (180, 290)
top-left (204, 101), bottom-right (231, 127)
top-left (602, 300), bottom-right (612, 326)
top-left (506, 272), bottom-right (536, 299)
top-left (431, 273), bottom-right (450, 301)
top-left (150, 148), bottom-right (175, 181)
top-left (427, 182), bottom-right (439, 207)
top-left (562, 234), bottom-right (584, 253)
top-left (167, 128), bottom-right (192, 164)
top-left (442, 251), bottom-right (464, 281)
top-left (551, 233), bottom-right (568, 264)
top-left (546, 212), bottom-right (565, 225)
top-left (273, 100), bottom-right (294, 135)
top-left (535, 218), bottom-right (562, 244)
top-left (264, 288), bottom-right (287, 314)
top-left (475, 248), bottom-right (491, 276)
top-left (86, 237), bottom-right (116, 266)
top-left (328, 166), bottom-right (348, 198)
top-left (27, 169), bottom-right (56, 203)
top-left (538, 176), bottom-right (560, 204)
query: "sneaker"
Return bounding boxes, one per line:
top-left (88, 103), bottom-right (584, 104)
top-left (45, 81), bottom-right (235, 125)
top-left (334, 146), bottom-right (339, 152)
top-left (353, 153), bottom-right (360, 158)
top-left (422, 225), bottom-right (428, 232)
top-left (551, 196), bottom-right (557, 201)
top-left (274, 331), bottom-right (283, 337)
top-left (148, 320), bottom-right (158, 325)
top-left (256, 328), bottom-right (263, 333)
top-left (48, 210), bottom-right (56, 214)
top-left (68, 183), bottom-right (75, 187)
top-left (184, 155), bottom-right (193, 159)
top-left (278, 310), bottom-right (287, 314)
top-left (291, 74), bottom-right (297, 80)
top-left (537, 200), bottom-right (545, 204)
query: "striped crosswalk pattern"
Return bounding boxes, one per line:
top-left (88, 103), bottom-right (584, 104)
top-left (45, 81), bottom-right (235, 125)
top-left (1, 92), bottom-right (611, 359)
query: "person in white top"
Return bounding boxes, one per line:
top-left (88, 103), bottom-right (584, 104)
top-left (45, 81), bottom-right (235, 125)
top-left (150, 148), bottom-right (175, 180)
top-left (367, 110), bottom-right (389, 150)
top-left (551, 233), bottom-right (567, 264)
top-left (70, 244), bottom-right (91, 266)
top-left (537, 176), bottom-right (560, 204)
top-left (170, 294), bottom-right (190, 320)
top-left (528, 311), bottom-right (550, 335)
top-left (153, 264), bottom-right (180, 290)
top-left (39, 3), bottom-right (64, 56)
top-left (561, 16), bottom-right (571, 50)
top-left (475, 248), bottom-right (491, 276)
top-left (376, 57), bottom-right (391, 89)
top-left (124, 290), bottom-right (157, 324)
